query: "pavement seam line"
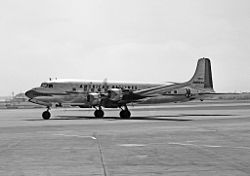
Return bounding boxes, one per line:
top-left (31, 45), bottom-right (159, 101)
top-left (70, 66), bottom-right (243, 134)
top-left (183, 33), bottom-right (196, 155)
top-left (94, 133), bottom-right (108, 176)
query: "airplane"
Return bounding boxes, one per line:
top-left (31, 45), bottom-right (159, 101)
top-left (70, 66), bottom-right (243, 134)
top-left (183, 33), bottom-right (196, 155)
top-left (25, 58), bottom-right (214, 120)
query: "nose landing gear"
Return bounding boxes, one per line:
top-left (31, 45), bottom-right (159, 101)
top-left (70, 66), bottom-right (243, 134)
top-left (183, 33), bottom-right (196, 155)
top-left (42, 107), bottom-right (51, 120)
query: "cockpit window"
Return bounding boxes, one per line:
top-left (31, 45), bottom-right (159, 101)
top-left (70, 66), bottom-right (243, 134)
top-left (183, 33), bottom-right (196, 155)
top-left (40, 83), bottom-right (53, 88)
top-left (41, 83), bottom-right (48, 88)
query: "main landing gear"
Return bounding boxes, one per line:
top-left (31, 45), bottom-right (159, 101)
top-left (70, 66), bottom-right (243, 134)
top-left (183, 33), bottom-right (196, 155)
top-left (93, 105), bottom-right (131, 119)
top-left (94, 107), bottom-right (104, 118)
top-left (119, 105), bottom-right (131, 119)
top-left (42, 107), bottom-right (51, 120)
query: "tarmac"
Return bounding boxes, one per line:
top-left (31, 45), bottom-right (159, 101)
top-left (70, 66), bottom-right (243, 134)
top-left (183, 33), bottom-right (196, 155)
top-left (0, 101), bottom-right (250, 176)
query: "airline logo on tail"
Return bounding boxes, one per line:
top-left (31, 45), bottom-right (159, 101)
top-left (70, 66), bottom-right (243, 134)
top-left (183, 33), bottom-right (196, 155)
top-left (192, 77), bottom-right (204, 84)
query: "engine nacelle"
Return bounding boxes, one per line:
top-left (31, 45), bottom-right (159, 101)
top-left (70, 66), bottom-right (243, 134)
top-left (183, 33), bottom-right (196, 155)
top-left (107, 88), bottom-right (123, 101)
top-left (87, 92), bottom-right (100, 106)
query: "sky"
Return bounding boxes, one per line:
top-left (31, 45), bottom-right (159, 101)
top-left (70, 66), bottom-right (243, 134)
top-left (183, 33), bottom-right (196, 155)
top-left (0, 0), bottom-right (250, 96)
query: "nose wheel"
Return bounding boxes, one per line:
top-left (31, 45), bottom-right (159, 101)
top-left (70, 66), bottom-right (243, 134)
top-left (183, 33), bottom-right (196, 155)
top-left (42, 110), bottom-right (51, 120)
top-left (42, 107), bottom-right (51, 120)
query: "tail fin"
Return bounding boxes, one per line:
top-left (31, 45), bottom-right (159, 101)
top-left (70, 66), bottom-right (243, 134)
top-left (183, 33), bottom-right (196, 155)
top-left (188, 58), bottom-right (214, 90)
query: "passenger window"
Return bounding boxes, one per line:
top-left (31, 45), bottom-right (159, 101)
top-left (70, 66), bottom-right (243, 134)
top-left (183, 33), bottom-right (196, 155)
top-left (72, 88), bottom-right (76, 91)
top-left (80, 85), bottom-right (83, 88)
top-left (48, 84), bottom-right (53, 88)
top-left (174, 90), bottom-right (177, 94)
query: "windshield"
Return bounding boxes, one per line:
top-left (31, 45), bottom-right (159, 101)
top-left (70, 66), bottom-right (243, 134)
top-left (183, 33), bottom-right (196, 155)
top-left (40, 83), bottom-right (53, 88)
top-left (41, 83), bottom-right (48, 88)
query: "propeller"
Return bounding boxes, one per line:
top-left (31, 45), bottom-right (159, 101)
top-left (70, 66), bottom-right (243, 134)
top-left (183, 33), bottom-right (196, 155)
top-left (86, 82), bottom-right (92, 102)
top-left (185, 88), bottom-right (192, 98)
top-left (103, 78), bottom-right (108, 93)
top-left (99, 78), bottom-right (110, 98)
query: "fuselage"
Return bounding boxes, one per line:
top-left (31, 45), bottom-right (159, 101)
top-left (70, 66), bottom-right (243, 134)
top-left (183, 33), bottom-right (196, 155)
top-left (25, 79), bottom-right (206, 108)
top-left (25, 79), bottom-right (162, 107)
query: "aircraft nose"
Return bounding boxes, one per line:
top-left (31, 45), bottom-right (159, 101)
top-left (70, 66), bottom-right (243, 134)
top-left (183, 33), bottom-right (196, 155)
top-left (25, 89), bottom-right (36, 99)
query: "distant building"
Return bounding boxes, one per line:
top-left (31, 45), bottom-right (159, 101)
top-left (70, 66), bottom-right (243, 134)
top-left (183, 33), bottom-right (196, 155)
top-left (0, 93), bottom-right (42, 109)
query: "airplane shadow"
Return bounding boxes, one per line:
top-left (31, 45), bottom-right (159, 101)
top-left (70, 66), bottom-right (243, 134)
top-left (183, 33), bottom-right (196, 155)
top-left (26, 114), bottom-right (232, 122)
top-left (52, 115), bottom-right (193, 121)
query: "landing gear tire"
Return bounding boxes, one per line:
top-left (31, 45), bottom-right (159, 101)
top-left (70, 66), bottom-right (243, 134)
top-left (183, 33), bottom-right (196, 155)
top-left (120, 110), bottom-right (131, 119)
top-left (42, 111), bottom-right (51, 120)
top-left (94, 109), bottom-right (104, 118)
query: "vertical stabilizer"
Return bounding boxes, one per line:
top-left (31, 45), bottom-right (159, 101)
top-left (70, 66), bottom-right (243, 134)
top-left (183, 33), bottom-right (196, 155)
top-left (189, 58), bottom-right (214, 90)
